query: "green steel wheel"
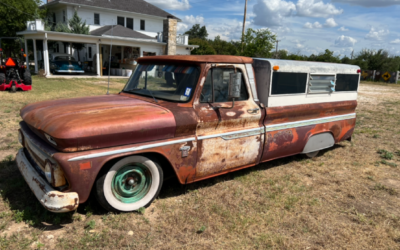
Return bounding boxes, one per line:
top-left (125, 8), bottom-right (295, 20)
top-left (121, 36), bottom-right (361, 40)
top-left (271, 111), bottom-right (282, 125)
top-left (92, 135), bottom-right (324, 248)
top-left (95, 156), bottom-right (163, 212)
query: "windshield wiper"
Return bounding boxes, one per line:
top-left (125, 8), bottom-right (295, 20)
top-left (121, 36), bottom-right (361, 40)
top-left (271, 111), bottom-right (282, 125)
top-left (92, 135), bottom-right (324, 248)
top-left (143, 89), bottom-right (158, 103)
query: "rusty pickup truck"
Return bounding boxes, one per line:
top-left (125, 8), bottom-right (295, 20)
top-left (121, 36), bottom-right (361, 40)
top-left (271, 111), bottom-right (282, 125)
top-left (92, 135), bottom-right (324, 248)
top-left (16, 55), bottom-right (360, 213)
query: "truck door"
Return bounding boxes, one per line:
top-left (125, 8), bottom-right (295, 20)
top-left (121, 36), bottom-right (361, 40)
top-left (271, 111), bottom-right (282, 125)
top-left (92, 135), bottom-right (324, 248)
top-left (193, 64), bottom-right (264, 179)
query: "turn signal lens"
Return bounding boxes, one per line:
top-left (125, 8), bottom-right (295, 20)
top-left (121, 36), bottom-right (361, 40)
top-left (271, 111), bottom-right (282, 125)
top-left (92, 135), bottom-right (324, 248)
top-left (45, 161), bottom-right (53, 183)
top-left (273, 66), bottom-right (280, 71)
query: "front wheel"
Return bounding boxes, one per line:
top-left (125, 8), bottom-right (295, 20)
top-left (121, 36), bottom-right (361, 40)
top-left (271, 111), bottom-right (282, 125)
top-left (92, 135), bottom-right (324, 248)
top-left (95, 156), bottom-right (163, 212)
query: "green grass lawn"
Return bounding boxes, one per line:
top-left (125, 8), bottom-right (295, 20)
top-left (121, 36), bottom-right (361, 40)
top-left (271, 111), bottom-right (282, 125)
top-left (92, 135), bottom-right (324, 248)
top-left (1, 80), bottom-right (400, 249)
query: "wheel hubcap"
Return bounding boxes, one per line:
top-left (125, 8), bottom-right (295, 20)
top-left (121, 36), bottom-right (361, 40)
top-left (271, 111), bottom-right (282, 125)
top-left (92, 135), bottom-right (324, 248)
top-left (112, 163), bottom-right (152, 203)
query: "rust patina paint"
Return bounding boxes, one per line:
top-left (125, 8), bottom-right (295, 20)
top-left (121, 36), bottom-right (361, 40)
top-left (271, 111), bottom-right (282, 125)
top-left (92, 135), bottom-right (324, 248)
top-left (20, 95), bottom-right (176, 152)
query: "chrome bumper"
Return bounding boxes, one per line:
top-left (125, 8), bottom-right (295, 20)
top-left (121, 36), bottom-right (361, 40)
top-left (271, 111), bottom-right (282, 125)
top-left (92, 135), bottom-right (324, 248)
top-left (16, 149), bottom-right (79, 213)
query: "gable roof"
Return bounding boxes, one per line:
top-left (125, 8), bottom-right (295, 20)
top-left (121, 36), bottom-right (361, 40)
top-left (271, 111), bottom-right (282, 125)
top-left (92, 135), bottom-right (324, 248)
top-left (90, 25), bottom-right (156, 40)
top-left (44, 0), bottom-right (180, 20)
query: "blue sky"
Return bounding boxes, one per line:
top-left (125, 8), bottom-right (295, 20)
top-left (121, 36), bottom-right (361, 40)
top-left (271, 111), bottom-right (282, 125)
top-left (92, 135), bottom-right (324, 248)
top-left (145, 0), bottom-right (400, 57)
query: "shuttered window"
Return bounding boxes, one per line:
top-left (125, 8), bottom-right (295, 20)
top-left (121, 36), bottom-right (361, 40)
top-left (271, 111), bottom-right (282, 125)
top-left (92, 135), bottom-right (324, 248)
top-left (271, 72), bottom-right (308, 95)
top-left (308, 74), bottom-right (336, 94)
top-left (336, 74), bottom-right (359, 92)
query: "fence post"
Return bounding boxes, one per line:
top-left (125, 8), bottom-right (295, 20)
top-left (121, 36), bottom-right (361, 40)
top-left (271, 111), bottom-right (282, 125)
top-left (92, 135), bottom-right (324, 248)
top-left (396, 71), bottom-right (399, 84)
top-left (372, 70), bottom-right (376, 81)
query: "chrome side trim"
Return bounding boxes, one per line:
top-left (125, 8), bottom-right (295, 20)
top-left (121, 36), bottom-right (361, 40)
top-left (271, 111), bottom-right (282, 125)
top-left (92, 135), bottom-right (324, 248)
top-left (55, 70), bottom-right (85, 73)
top-left (198, 127), bottom-right (264, 140)
top-left (68, 137), bottom-right (196, 162)
top-left (265, 113), bottom-right (356, 132)
top-left (246, 64), bottom-right (259, 102)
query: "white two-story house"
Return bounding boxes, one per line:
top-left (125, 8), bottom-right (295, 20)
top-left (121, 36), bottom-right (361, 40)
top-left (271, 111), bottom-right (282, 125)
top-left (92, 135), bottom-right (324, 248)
top-left (17, 0), bottom-right (197, 77)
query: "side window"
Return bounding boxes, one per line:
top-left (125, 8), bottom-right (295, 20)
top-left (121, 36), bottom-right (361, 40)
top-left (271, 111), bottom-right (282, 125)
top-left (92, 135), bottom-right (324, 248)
top-left (308, 74), bottom-right (336, 94)
top-left (271, 72), bottom-right (308, 95)
top-left (140, 20), bottom-right (145, 30)
top-left (94, 13), bottom-right (100, 25)
top-left (117, 16), bottom-right (125, 26)
top-left (200, 68), bottom-right (249, 103)
top-left (336, 74), bottom-right (359, 92)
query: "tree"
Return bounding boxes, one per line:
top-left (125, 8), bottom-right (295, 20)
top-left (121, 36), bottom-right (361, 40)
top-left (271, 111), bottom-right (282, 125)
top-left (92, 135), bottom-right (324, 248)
top-left (68, 11), bottom-right (90, 61)
top-left (0, 0), bottom-right (46, 53)
top-left (184, 24), bottom-right (208, 40)
top-left (241, 28), bottom-right (276, 58)
top-left (308, 49), bottom-right (340, 63)
top-left (189, 38), bottom-right (216, 55)
top-left (208, 36), bottom-right (238, 55)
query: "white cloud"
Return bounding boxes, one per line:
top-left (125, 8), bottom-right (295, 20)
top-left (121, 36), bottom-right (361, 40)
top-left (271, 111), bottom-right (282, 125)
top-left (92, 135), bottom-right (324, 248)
top-left (390, 39), bottom-right (400, 44)
top-left (332, 0), bottom-right (400, 7)
top-left (304, 21), bottom-right (322, 29)
top-left (365, 27), bottom-right (389, 41)
top-left (296, 0), bottom-right (343, 18)
top-left (338, 26), bottom-right (349, 31)
top-left (304, 19), bottom-right (336, 29)
top-left (324, 18), bottom-right (338, 27)
top-left (145, 0), bottom-right (191, 11)
top-left (177, 15), bottom-right (205, 33)
top-left (334, 35), bottom-right (357, 47)
top-left (253, 0), bottom-right (296, 27)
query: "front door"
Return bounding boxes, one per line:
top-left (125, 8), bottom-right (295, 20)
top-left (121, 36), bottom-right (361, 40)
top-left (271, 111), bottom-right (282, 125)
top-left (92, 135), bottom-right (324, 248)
top-left (193, 64), bottom-right (264, 179)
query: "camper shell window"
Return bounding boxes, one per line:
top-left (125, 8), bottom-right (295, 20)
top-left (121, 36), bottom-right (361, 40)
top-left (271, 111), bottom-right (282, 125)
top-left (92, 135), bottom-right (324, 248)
top-left (335, 74), bottom-right (359, 92)
top-left (271, 72), bottom-right (308, 95)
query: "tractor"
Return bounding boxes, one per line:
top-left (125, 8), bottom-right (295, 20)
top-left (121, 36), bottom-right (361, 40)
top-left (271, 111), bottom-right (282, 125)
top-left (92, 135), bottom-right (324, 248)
top-left (0, 37), bottom-right (32, 92)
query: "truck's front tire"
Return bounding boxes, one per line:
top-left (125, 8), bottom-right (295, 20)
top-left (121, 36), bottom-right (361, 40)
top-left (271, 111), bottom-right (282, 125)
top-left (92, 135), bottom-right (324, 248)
top-left (95, 155), bottom-right (163, 213)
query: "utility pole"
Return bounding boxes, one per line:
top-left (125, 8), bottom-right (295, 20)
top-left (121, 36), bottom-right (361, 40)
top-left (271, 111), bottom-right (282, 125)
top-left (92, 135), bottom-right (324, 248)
top-left (351, 50), bottom-right (354, 60)
top-left (241, 0), bottom-right (248, 53)
top-left (275, 40), bottom-right (281, 59)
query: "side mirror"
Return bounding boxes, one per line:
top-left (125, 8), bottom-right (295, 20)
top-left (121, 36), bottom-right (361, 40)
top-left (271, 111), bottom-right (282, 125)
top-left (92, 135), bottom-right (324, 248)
top-left (228, 72), bottom-right (242, 99)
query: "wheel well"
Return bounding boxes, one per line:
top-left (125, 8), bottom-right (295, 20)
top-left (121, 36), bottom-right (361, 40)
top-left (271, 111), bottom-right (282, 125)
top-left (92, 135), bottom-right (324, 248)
top-left (97, 152), bottom-right (177, 182)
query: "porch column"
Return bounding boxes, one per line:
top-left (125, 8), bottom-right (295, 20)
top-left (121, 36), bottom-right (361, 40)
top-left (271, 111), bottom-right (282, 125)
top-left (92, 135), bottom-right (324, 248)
top-left (69, 42), bottom-right (72, 55)
top-left (33, 39), bottom-right (38, 73)
top-left (24, 39), bottom-right (29, 69)
top-left (96, 42), bottom-right (100, 77)
top-left (121, 46), bottom-right (124, 63)
top-left (43, 37), bottom-right (50, 76)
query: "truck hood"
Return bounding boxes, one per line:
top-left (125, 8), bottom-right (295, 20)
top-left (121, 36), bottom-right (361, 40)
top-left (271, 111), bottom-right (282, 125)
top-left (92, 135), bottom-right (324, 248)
top-left (21, 95), bottom-right (176, 152)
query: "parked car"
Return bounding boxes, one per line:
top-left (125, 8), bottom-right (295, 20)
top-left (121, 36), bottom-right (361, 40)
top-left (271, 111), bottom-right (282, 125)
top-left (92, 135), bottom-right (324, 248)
top-left (50, 53), bottom-right (84, 74)
top-left (15, 55), bottom-right (360, 213)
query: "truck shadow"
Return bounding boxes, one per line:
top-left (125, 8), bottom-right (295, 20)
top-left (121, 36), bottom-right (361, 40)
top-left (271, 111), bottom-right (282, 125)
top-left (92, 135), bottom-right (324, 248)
top-left (0, 145), bottom-right (344, 230)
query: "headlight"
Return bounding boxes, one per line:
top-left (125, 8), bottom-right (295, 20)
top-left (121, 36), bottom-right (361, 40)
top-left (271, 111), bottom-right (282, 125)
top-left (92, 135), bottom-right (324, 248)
top-left (45, 160), bottom-right (53, 183)
top-left (18, 129), bottom-right (24, 146)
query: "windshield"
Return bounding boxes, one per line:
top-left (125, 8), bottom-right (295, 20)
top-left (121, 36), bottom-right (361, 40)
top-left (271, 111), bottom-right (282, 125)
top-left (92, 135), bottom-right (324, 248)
top-left (55, 56), bottom-right (76, 61)
top-left (123, 64), bottom-right (201, 102)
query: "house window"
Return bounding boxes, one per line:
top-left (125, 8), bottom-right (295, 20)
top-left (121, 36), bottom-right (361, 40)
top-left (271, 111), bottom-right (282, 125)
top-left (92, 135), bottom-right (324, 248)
top-left (64, 44), bottom-right (67, 53)
top-left (88, 47), bottom-right (92, 59)
top-left (140, 20), bottom-right (145, 30)
top-left (63, 10), bottom-right (66, 22)
top-left (53, 13), bottom-right (56, 25)
top-left (94, 13), bottom-right (100, 25)
top-left (117, 16), bottom-right (125, 26)
top-left (127, 18), bottom-right (133, 30)
top-left (271, 72), bottom-right (308, 95)
top-left (56, 43), bottom-right (60, 53)
top-left (200, 68), bottom-right (249, 103)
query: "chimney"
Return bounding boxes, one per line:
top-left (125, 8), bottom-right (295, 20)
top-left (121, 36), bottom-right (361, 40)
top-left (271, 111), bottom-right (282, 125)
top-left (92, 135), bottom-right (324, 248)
top-left (163, 17), bottom-right (177, 55)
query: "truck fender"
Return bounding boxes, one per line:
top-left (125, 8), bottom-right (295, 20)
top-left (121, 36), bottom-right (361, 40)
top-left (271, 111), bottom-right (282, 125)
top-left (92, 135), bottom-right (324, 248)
top-left (302, 132), bottom-right (335, 154)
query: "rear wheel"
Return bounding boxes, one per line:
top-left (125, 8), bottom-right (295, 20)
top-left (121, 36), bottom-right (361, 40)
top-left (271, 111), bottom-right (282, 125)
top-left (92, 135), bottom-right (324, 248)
top-left (23, 71), bottom-right (32, 85)
top-left (95, 156), bottom-right (163, 213)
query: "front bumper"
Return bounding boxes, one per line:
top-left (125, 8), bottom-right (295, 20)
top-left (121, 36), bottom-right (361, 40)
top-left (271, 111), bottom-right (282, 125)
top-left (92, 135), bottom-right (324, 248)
top-left (16, 149), bottom-right (79, 213)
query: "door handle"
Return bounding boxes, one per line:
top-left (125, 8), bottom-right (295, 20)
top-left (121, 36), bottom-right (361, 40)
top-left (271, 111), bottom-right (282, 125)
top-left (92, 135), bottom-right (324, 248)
top-left (247, 108), bottom-right (259, 114)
